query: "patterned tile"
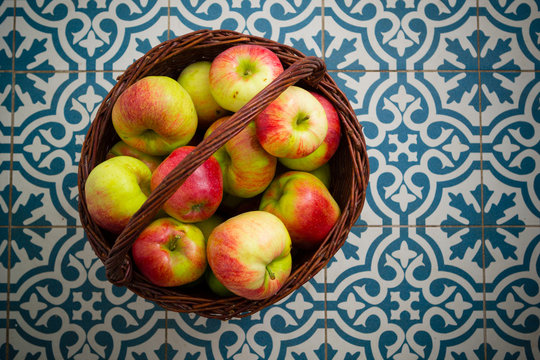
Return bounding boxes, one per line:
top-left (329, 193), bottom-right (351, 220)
top-left (2, 0), bottom-right (540, 358)
top-left (479, 0), bottom-right (540, 71)
top-left (324, 0), bottom-right (478, 70)
top-left (8, 227), bottom-right (166, 359)
top-left (0, 0), bottom-right (14, 71)
top-left (170, 0), bottom-right (322, 57)
top-left (11, 71), bottom-right (117, 226)
top-left (167, 271), bottom-right (325, 360)
top-left (15, 0), bottom-right (169, 71)
top-left (482, 71), bottom-right (540, 226)
top-left (326, 226), bottom-right (484, 359)
top-left (485, 227), bottom-right (540, 360)
top-left (333, 70), bottom-right (482, 226)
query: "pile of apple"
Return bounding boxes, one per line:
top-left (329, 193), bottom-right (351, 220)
top-left (85, 44), bottom-right (341, 300)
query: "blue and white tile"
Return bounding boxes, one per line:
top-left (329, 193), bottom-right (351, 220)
top-left (333, 70), bottom-right (481, 225)
top-left (16, 1), bottom-right (169, 71)
top-left (485, 227), bottom-right (540, 360)
top-left (482, 72), bottom-right (540, 226)
top-left (12, 71), bottom-right (117, 226)
top-left (167, 270), bottom-right (325, 360)
top-left (479, 0), bottom-right (540, 71)
top-left (0, 0), bottom-right (14, 71)
top-left (8, 227), bottom-right (167, 359)
top-left (326, 226), bottom-right (484, 359)
top-left (170, 0), bottom-right (322, 58)
top-left (0, 106), bottom-right (10, 227)
top-left (324, 0), bottom-right (477, 70)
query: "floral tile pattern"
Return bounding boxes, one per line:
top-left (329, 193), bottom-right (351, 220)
top-left (1, 0), bottom-right (539, 359)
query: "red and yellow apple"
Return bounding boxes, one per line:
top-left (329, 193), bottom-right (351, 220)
top-left (279, 91), bottom-right (341, 171)
top-left (204, 116), bottom-right (276, 198)
top-left (259, 171), bottom-right (340, 249)
top-left (132, 217), bottom-right (207, 287)
top-left (209, 44), bottom-right (284, 112)
top-left (255, 86), bottom-right (328, 159)
top-left (177, 61), bottom-right (228, 129)
top-left (106, 140), bottom-right (163, 173)
top-left (85, 156), bottom-right (151, 234)
top-left (151, 146), bottom-right (223, 223)
top-left (112, 76), bottom-right (197, 156)
top-left (206, 211), bottom-right (292, 300)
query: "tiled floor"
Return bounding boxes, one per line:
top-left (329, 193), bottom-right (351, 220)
top-left (1, 1), bottom-right (539, 359)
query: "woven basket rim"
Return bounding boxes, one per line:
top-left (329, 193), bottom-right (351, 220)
top-left (78, 29), bottom-right (369, 320)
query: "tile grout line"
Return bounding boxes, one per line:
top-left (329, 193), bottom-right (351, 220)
top-left (6, 2), bottom-right (16, 358)
top-left (476, 2), bottom-right (488, 359)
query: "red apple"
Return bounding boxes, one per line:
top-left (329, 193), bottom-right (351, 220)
top-left (85, 156), bottom-right (151, 234)
top-left (106, 140), bottom-right (163, 173)
top-left (279, 92), bottom-right (341, 171)
top-left (255, 86), bottom-right (328, 159)
top-left (112, 76), bottom-right (197, 156)
top-left (151, 146), bottom-right (223, 223)
top-left (209, 44), bottom-right (284, 112)
top-left (204, 116), bottom-right (276, 198)
top-left (259, 171), bottom-right (341, 249)
top-left (207, 211), bottom-right (292, 300)
top-left (132, 217), bottom-right (206, 287)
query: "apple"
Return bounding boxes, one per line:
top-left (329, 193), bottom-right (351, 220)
top-left (106, 140), bottom-right (163, 173)
top-left (279, 91), bottom-right (341, 171)
top-left (177, 61), bottom-right (228, 129)
top-left (112, 76), bottom-right (197, 156)
top-left (85, 156), bottom-right (151, 234)
top-left (255, 86), bottom-right (328, 159)
top-left (195, 214), bottom-right (224, 242)
top-left (206, 211), bottom-right (292, 300)
top-left (151, 146), bottom-right (223, 223)
top-left (310, 163), bottom-right (331, 188)
top-left (204, 116), bottom-right (276, 198)
top-left (132, 217), bottom-right (206, 287)
top-left (209, 44), bottom-right (284, 112)
top-left (259, 171), bottom-right (340, 249)
top-left (205, 268), bottom-right (234, 297)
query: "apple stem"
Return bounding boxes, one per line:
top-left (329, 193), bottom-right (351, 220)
top-left (267, 267), bottom-right (275, 280)
top-left (169, 234), bottom-right (182, 251)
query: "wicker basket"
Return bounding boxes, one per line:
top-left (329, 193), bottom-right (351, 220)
top-left (78, 29), bottom-right (369, 320)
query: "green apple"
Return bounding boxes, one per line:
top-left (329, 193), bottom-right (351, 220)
top-left (85, 156), bottom-right (151, 234)
top-left (310, 163), bottom-right (331, 188)
top-left (177, 61), bottom-right (228, 129)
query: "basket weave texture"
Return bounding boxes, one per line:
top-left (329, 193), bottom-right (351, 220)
top-left (78, 29), bottom-right (369, 320)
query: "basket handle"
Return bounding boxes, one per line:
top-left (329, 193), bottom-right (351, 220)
top-left (104, 55), bottom-right (327, 286)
